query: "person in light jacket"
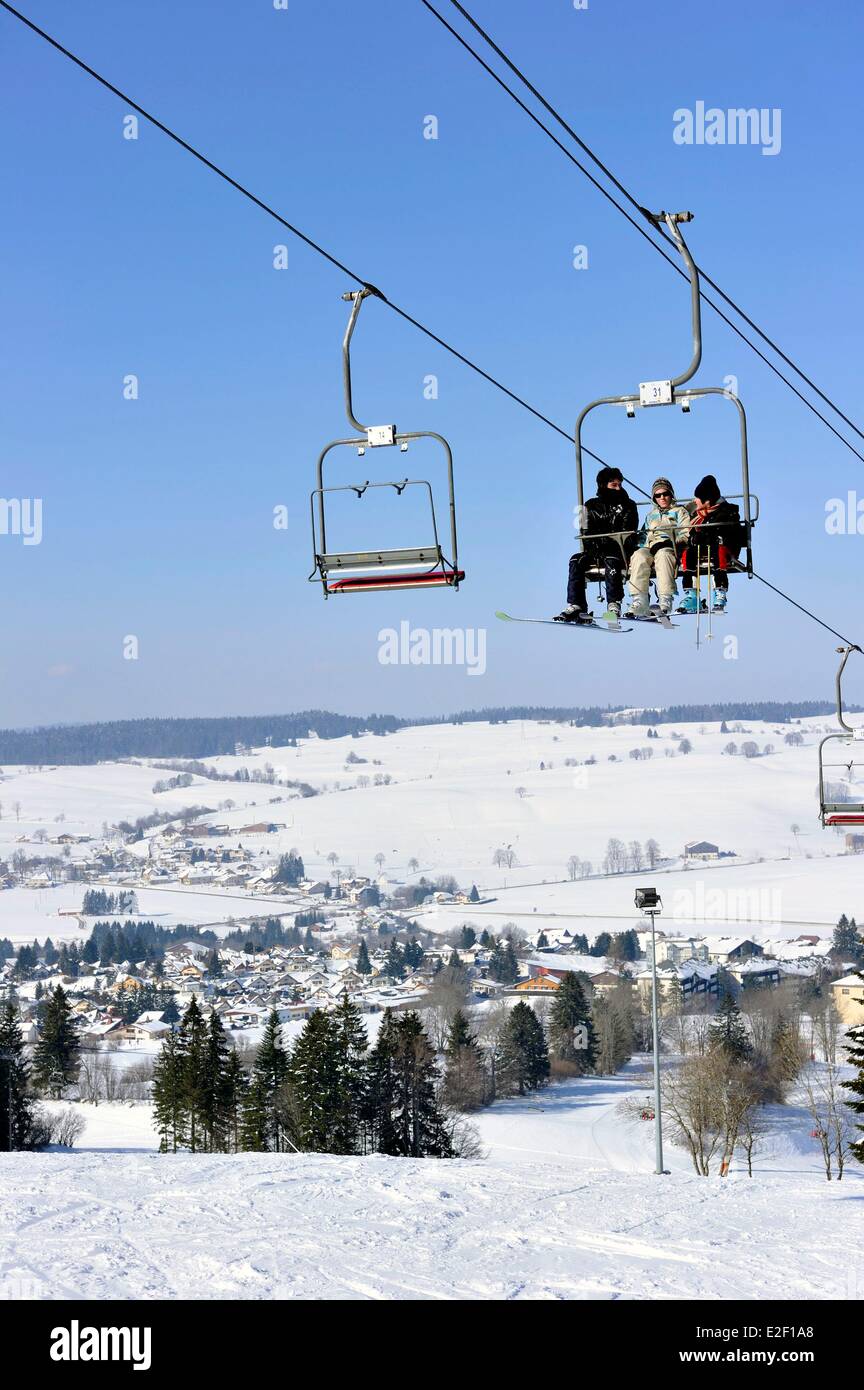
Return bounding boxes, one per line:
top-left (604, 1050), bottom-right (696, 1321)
top-left (627, 476), bottom-right (690, 616)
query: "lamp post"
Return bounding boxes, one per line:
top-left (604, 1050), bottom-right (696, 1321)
top-left (634, 887), bottom-right (666, 1175)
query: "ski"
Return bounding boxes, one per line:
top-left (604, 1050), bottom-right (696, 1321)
top-left (624, 605), bottom-right (679, 629)
top-left (495, 611), bottom-right (632, 633)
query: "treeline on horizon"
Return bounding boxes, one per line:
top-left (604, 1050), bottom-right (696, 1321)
top-left (0, 701), bottom-right (852, 766)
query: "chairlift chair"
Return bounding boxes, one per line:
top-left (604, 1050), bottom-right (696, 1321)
top-left (310, 287), bottom-right (464, 597)
top-left (573, 211), bottom-right (757, 595)
top-left (818, 645), bottom-right (864, 826)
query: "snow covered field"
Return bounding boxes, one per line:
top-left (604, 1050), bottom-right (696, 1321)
top-left (3, 1062), bottom-right (860, 1301)
top-left (1, 712), bottom-right (861, 945)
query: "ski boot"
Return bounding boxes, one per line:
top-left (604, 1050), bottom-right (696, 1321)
top-left (677, 589), bottom-right (699, 614)
top-left (601, 600), bottom-right (622, 623)
top-left (553, 605), bottom-right (593, 624)
top-left (711, 590), bottom-right (728, 613)
top-left (659, 594), bottom-right (675, 617)
top-left (624, 596), bottom-right (650, 619)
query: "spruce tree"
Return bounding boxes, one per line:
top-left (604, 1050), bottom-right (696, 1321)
top-left (177, 998), bottom-right (209, 1153)
top-left (548, 972), bottom-right (595, 1072)
top-left (239, 1075), bottom-right (270, 1152)
top-left (390, 1012), bottom-right (453, 1157)
top-left (333, 995), bottom-right (369, 1154)
top-left (291, 1010), bottom-right (342, 1152)
top-left (201, 1010), bottom-right (231, 1152)
top-left (385, 940), bottom-right (405, 980)
top-left (356, 938), bottom-right (372, 975)
top-left (31, 986), bottom-right (80, 1098)
top-left (152, 1029), bottom-right (187, 1152)
top-left (366, 1010), bottom-right (400, 1155)
top-left (709, 992), bottom-right (753, 1062)
top-left (443, 1008), bottom-right (486, 1111)
top-left (223, 1048), bottom-right (246, 1153)
top-left (833, 916), bottom-right (863, 959)
top-left (841, 981), bottom-right (864, 1165)
top-left (0, 1001), bottom-right (39, 1150)
top-left (498, 1002), bottom-right (549, 1096)
top-left (245, 1010), bottom-right (289, 1151)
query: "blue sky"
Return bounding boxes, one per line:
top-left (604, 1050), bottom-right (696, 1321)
top-left (2, 0), bottom-right (863, 725)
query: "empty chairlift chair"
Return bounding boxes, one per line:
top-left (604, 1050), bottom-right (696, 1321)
top-left (819, 644), bottom-right (864, 827)
top-left (309, 287), bottom-right (464, 597)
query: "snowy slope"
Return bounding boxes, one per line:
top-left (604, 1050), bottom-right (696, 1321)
top-left (0, 1150), bottom-right (858, 1301)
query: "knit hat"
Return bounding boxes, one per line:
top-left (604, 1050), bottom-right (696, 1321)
top-left (651, 477), bottom-right (675, 500)
top-left (694, 474), bottom-right (721, 504)
top-left (596, 466), bottom-right (624, 494)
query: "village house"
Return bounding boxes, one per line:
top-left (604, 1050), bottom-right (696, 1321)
top-left (831, 973), bottom-right (864, 1025)
top-left (683, 840), bottom-right (720, 860)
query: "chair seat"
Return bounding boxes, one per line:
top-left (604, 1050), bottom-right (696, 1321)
top-left (327, 568), bottom-right (464, 594)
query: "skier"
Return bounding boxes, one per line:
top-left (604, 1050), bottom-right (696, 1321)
top-left (677, 474), bottom-right (745, 613)
top-left (626, 477), bottom-right (691, 617)
top-left (555, 466), bottom-right (639, 624)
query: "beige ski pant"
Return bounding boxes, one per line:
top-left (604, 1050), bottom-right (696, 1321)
top-left (629, 545), bottom-right (678, 600)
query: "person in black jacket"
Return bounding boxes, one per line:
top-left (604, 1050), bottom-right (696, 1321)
top-left (677, 474), bottom-right (746, 613)
top-left (555, 466), bottom-right (639, 623)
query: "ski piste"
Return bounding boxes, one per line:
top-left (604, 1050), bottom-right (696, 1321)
top-left (495, 611), bottom-right (632, 633)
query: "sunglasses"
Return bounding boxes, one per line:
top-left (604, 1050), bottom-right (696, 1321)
top-left (653, 490), bottom-right (672, 500)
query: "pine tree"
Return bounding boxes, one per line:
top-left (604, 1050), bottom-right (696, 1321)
top-left (548, 973), bottom-right (596, 1072)
top-left (31, 986), bottom-right (80, 1098)
top-left (498, 1002), bottom-right (550, 1096)
top-left (152, 1029), bottom-right (187, 1152)
top-left (709, 992), bottom-right (753, 1062)
top-left (332, 995), bottom-right (369, 1154)
top-left (356, 938), bottom-right (372, 975)
top-left (291, 1010), bottom-right (343, 1152)
top-left (177, 998), bottom-right (209, 1152)
top-left (201, 1010), bottom-right (231, 1152)
top-left (0, 1001), bottom-right (39, 1150)
top-left (842, 979), bottom-right (864, 1165)
top-left (443, 1008), bottom-right (486, 1111)
top-left (239, 1076), bottom-right (269, 1152)
top-left (245, 1010), bottom-right (289, 1151)
top-left (389, 1012), bottom-right (453, 1156)
top-left (222, 1047), bottom-right (246, 1153)
top-left (385, 940), bottom-right (405, 980)
top-left (833, 916), bottom-right (863, 959)
top-left (365, 1010), bottom-right (400, 1155)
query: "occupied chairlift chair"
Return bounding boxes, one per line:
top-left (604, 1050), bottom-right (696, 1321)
top-left (574, 211), bottom-right (758, 605)
top-left (309, 287), bottom-right (464, 597)
top-left (818, 644), bottom-right (864, 827)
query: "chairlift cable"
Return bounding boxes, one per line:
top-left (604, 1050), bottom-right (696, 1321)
top-left (423, 0), bottom-right (864, 462)
top-left (1, 3), bottom-right (858, 646)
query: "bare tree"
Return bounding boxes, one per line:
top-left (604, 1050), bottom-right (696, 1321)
top-left (566, 855), bottom-right (580, 881)
top-left (627, 840), bottom-right (644, 872)
top-left (408, 857), bottom-right (420, 874)
top-left (645, 838), bottom-right (661, 869)
top-left (801, 1060), bottom-right (854, 1180)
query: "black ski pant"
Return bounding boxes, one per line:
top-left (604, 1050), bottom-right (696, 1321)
top-left (567, 552), bottom-right (625, 610)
